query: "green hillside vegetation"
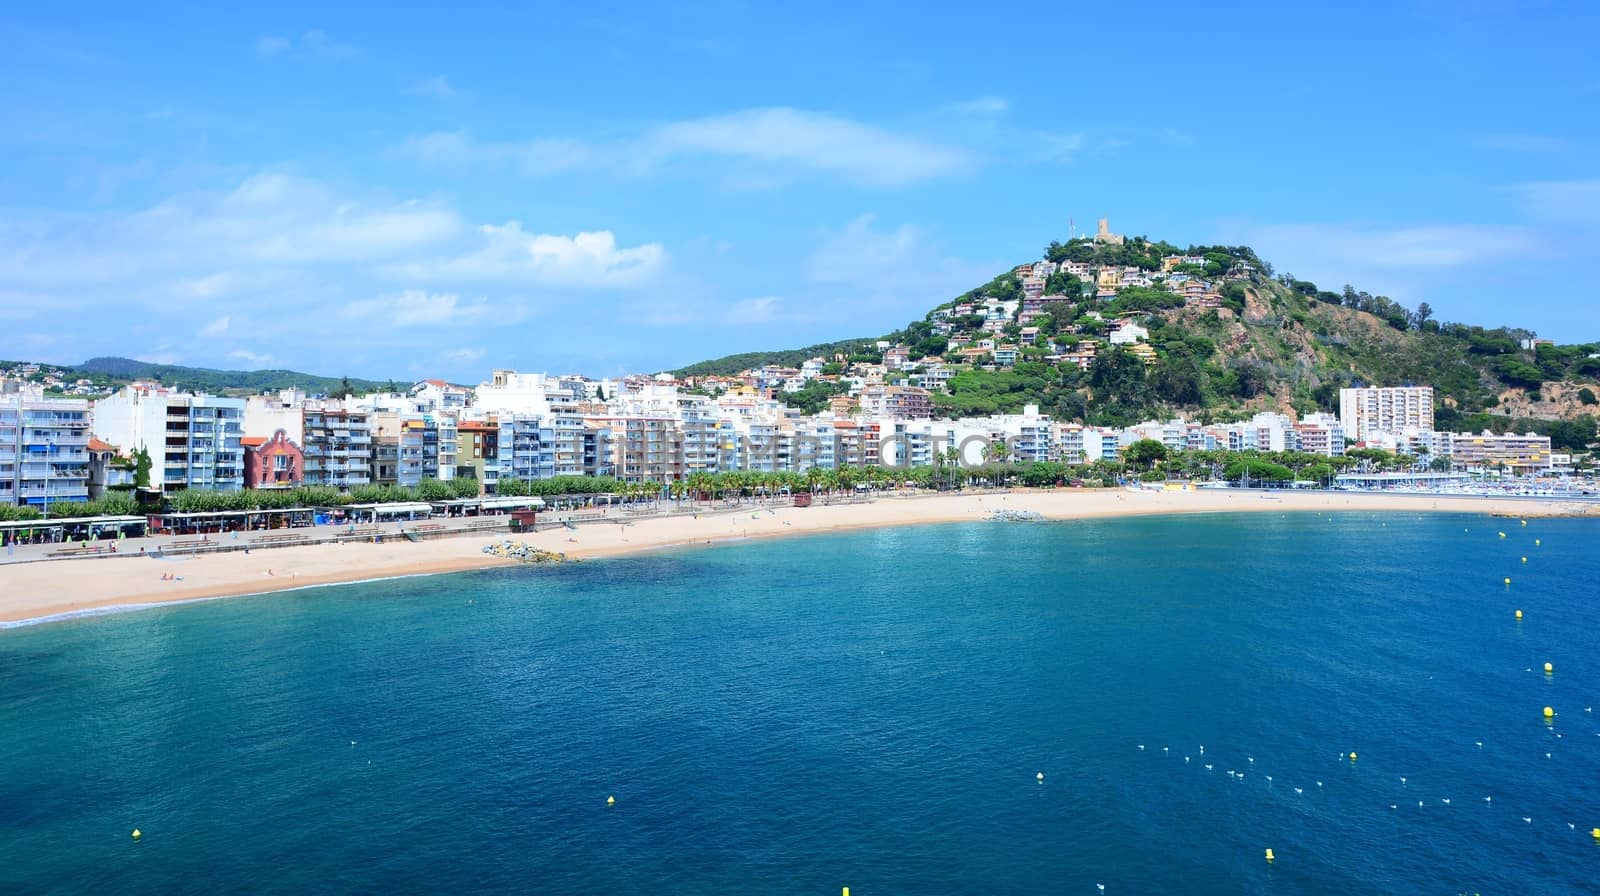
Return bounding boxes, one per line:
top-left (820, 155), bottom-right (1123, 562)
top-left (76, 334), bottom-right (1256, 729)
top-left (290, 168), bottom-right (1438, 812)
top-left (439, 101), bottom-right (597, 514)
top-left (67, 357), bottom-right (395, 397)
top-left (678, 234), bottom-right (1600, 449)
top-left (673, 338), bottom-right (877, 378)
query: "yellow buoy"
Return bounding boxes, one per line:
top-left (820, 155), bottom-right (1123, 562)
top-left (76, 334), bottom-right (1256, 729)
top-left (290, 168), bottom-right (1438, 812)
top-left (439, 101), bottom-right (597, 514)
top-left (1349, 752), bottom-right (1358, 761)
top-left (1499, 532), bottom-right (1506, 538)
top-left (1592, 827), bottom-right (1600, 840)
top-left (1265, 848), bottom-right (1275, 862)
top-left (131, 829), bottom-right (141, 840)
top-left (1544, 706), bottom-right (1555, 719)
top-left (844, 888), bottom-right (851, 896)
top-left (1545, 663), bottom-right (1553, 673)
top-left (1535, 539), bottom-right (1541, 546)
top-left (1516, 609), bottom-right (1523, 620)
top-left (607, 795), bottom-right (615, 806)
top-left (1521, 520), bottom-right (1527, 526)
top-left (1505, 578), bottom-right (1512, 585)
top-left (1036, 771), bottom-right (1045, 782)
top-left (1522, 557), bottom-right (1527, 563)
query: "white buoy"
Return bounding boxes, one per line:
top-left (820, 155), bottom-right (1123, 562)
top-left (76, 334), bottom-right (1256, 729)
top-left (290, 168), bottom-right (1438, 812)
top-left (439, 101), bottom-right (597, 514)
top-left (1037, 772), bottom-right (1045, 782)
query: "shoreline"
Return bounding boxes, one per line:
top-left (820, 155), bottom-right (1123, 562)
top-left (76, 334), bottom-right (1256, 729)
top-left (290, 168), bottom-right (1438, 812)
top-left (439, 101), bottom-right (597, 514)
top-left (2, 489), bottom-right (1592, 629)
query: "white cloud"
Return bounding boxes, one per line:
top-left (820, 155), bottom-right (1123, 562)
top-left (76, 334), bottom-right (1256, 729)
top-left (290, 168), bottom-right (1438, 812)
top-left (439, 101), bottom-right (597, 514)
top-left (1029, 132), bottom-right (1087, 163)
top-left (1470, 133), bottom-right (1576, 153)
top-left (0, 290), bottom-right (58, 320)
top-left (396, 224), bottom-right (665, 287)
top-left (394, 131), bottom-right (593, 177)
top-left (408, 76), bottom-right (459, 99)
top-left (1240, 223), bottom-right (1538, 271)
top-left (947, 96), bottom-right (1009, 115)
top-left (1222, 221), bottom-right (1543, 303)
top-left (299, 29), bottom-right (362, 58)
top-left (644, 107), bottom-right (974, 186)
top-left (442, 347), bottom-right (485, 362)
top-left (341, 289), bottom-right (489, 326)
top-left (255, 36), bottom-right (290, 57)
top-left (1513, 179), bottom-right (1600, 223)
top-left (228, 349), bottom-right (275, 366)
top-left (395, 106), bottom-right (975, 188)
top-left (0, 172), bottom-right (464, 285)
top-left (726, 296), bottom-right (782, 324)
top-left (255, 30), bottom-right (362, 60)
top-left (178, 273), bottom-right (237, 299)
top-left (200, 315), bottom-right (231, 337)
top-left (807, 215), bottom-right (927, 284)
top-left (804, 215), bottom-right (999, 322)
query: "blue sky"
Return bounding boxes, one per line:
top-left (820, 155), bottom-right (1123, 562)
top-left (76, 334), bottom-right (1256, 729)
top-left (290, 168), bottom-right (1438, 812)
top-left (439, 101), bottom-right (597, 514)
top-left (3, 1), bottom-right (1598, 381)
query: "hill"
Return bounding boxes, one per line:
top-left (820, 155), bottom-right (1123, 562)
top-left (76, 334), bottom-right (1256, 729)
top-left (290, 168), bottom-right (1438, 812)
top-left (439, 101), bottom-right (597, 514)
top-left (677, 232), bottom-right (1600, 448)
top-left (673, 337), bottom-right (878, 378)
top-left (2, 357), bottom-right (397, 398)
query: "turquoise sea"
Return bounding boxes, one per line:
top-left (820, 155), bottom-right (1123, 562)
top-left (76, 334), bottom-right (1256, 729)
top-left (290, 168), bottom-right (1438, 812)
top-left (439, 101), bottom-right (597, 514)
top-left (2, 512), bottom-right (1599, 894)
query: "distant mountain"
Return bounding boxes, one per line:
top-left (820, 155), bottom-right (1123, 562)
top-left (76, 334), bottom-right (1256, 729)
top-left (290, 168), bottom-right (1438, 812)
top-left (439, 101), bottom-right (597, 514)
top-left (673, 233), bottom-right (1600, 447)
top-left (73, 357), bottom-right (395, 396)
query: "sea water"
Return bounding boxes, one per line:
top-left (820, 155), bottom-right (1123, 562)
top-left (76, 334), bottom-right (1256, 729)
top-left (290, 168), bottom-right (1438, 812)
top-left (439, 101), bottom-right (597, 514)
top-left (2, 512), bottom-right (1597, 894)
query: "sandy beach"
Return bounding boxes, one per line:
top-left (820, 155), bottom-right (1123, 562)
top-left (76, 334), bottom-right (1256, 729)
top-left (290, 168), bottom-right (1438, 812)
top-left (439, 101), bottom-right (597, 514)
top-left (1, 489), bottom-right (1591, 627)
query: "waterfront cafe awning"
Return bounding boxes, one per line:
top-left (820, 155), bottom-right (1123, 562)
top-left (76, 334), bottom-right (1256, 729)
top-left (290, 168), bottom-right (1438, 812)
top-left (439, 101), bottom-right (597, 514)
top-left (0, 515), bottom-right (147, 538)
top-left (479, 496), bottom-right (545, 511)
top-left (1335, 472), bottom-right (1473, 489)
top-left (339, 502), bottom-right (434, 522)
top-left (146, 508), bottom-right (315, 533)
top-left (427, 496), bottom-right (547, 516)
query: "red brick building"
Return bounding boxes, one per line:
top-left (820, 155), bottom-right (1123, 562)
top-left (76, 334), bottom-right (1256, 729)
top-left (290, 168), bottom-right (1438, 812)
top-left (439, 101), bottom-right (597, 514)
top-left (244, 429), bottom-right (304, 490)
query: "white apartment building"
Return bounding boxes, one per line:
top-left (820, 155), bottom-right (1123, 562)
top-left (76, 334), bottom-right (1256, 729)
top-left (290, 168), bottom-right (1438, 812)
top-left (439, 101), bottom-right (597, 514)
top-left (1, 388), bottom-right (91, 508)
top-left (370, 411), bottom-right (457, 486)
top-left (93, 386), bottom-right (244, 492)
top-left (495, 415), bottom-right (557, 486)
top-left (1293, 413), bottom-right (1346, 457)
top-left (1339, 386), bottom-right (1434, 442)
top-left (302, 404), bottom-right (373, 489)
top-left (1446, 431), bottom-right (1553, 475)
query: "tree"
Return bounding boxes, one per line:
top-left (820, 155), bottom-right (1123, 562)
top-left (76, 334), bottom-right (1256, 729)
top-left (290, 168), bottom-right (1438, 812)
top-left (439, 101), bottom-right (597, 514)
top-left (1045, 271), bottom-right (1082, 296)
top-left (1150, 356), bottom-right (1205, 406)
top-left (334, 376), bottom-right (354, 399)
top-left (133, 448), bottom-right (153, 489)
top-left (1579, 387), bottom-right (1598, 406)
top-left (1124, 439), bottom-right (1168, 471)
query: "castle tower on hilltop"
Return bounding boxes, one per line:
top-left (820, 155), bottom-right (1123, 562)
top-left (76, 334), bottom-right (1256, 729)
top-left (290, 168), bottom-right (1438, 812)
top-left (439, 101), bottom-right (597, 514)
top-left (1093, 217), bottom-right (1125, 246)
